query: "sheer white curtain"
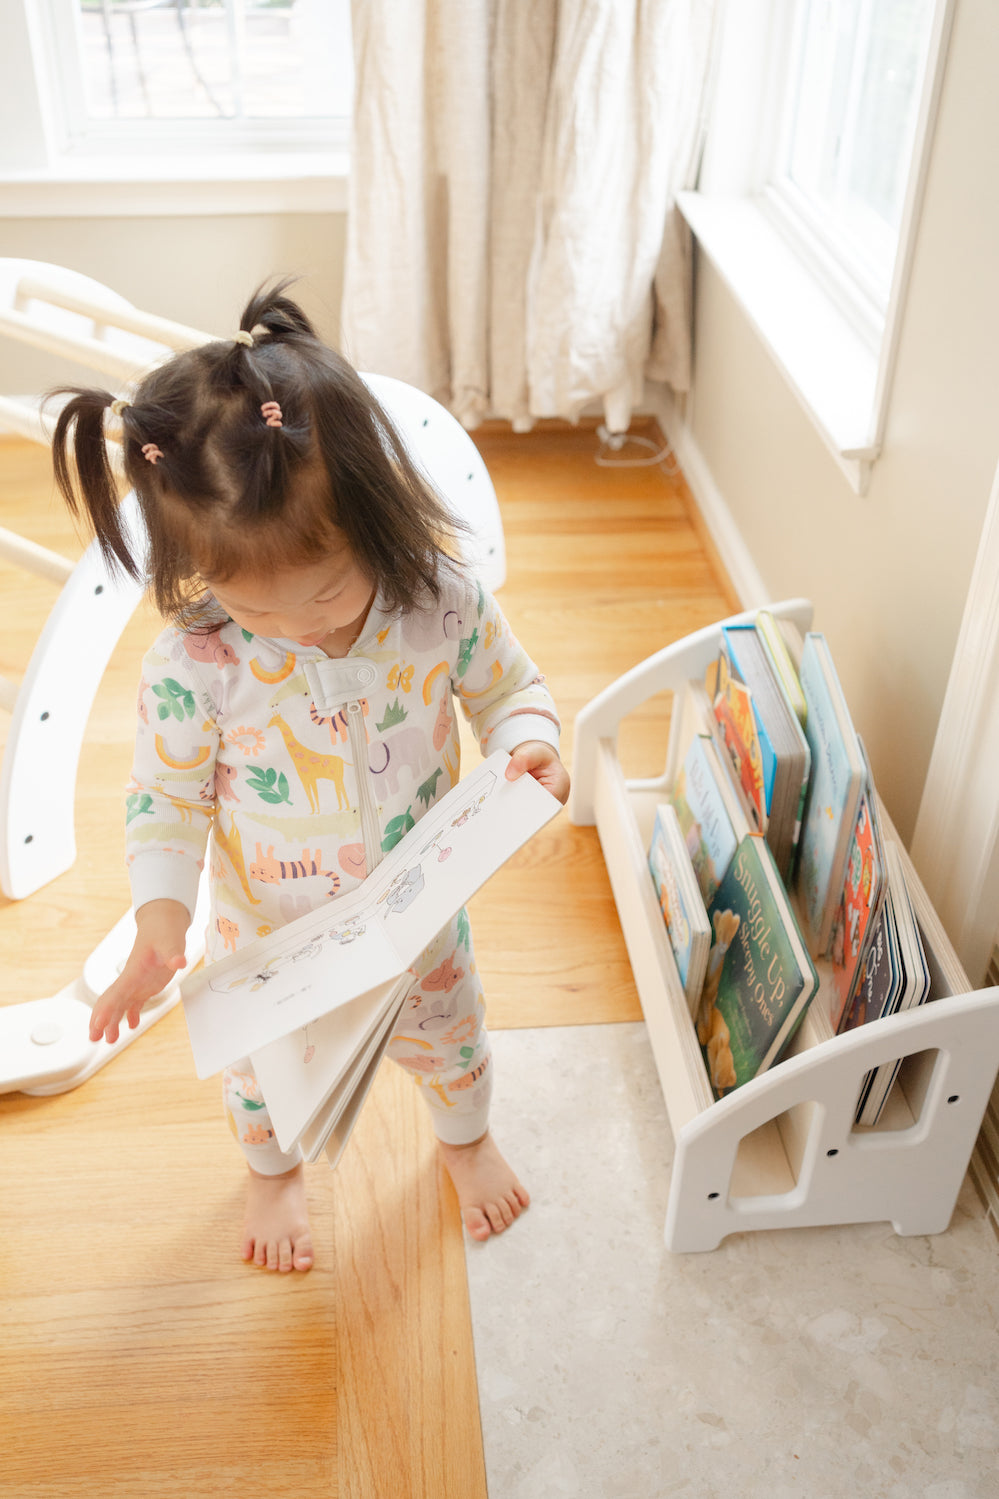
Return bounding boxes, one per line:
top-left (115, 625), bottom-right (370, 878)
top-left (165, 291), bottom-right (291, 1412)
top-left (341, 0), bottom-right (715, 432)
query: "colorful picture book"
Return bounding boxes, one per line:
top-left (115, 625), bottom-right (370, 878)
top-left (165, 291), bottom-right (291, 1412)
top-left (695, 834), bottom-right (819, 1100)
top-left (648, 803), bottom-right (711, 1015)
top-left (708, 623), bottom-right (811, 883)
top-left (794, 632), bottom-right (865, 958)
top-left (180, 751), bottom-right (562, 1167)
top-left (827, 739), bottom-right (887, 1032)
top-left (671, 730), bottom-right (750, 906)
top-left (840, 842), bottom-right (931, 1125)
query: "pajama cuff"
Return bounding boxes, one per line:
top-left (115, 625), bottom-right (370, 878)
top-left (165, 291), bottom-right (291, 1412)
top-left (129, 851), bottom-right (203, 923)
top-left (485, 713), bottom-right (561, 758)
top-left (428, 1098), bottom-right (492, 1147)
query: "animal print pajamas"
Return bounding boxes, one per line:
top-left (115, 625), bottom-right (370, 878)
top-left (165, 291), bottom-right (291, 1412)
top-left (126, 570), bottom-right (561, 1173)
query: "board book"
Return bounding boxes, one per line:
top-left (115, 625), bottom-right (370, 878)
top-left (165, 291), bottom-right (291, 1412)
top-left (695, 833), bottom-right (819, 1100)
top-left (794, 632), bottom-right (865, 958)
top-left (648, 802), bottom-right (711, 1015)
top-left (670, 730), bottom-right (748, 907)
top-left (708, 623), bottom-right (810, 884)
top-left (827, 738), bottom-right (887, 1032)
top-left (180, 751), bottom-right (562, 1165)
top-left (843, 842), bottom-right (931, 1126)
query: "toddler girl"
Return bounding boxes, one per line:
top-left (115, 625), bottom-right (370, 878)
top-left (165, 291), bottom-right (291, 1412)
top-left (52, 281), bottom-right (569, 1272)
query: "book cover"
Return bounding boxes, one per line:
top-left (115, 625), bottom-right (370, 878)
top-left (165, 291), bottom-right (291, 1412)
top-left (828, 741), bottom-right (887, 1032)
top-left (795, 633), bottom-right (865, 958)
top-left (713, 624), bottom-right (811, 883)
top-left (180, 751), bottom-right (562, 1162)
top-left (838, 874), bottom-right (901, 1037)
top-left (695, 834), bottom-right (819, 1099)
top-left (648, 803), bottom-right (711, 1015)
top-left (709, 633), bottom-right (771, 836)
top-left (671, 733), bottom-right (740, 906)
top-left (852, 844), bottom-right (931, 1125)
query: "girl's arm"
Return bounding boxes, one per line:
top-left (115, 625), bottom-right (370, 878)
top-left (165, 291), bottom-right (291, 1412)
top-left (452, 581), bottom-right (568, 798)
top-left (127, 631), bottom-right (220, 921)
top-left (89, 898), bottom-right (191, 1044)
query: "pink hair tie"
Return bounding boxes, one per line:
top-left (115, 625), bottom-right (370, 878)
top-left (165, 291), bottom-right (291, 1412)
top-left (141, 443), bottom-right (164, 466)
top-left (261, 401), bottom-right (283, 428)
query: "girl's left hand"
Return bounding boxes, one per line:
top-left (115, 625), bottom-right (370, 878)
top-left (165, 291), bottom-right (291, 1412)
top-left (505, 741), bottom-right (571, 805)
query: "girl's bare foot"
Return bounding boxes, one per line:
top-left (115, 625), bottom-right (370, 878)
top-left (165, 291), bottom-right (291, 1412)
top-left (437, 1130), bottom-right (530, 1241)
top-left (242, 1163), bottom-right (314, 1272)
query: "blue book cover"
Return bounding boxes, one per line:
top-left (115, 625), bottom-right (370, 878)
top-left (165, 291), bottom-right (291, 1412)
top-left (795, 633), bottom-right (865, 957)
top-left (672, 734), bottom-right (739, 906)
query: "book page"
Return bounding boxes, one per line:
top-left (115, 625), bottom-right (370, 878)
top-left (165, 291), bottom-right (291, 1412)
top-left (249, 976), bottom-right (409, 1153)
top-left (181, 751), bottom-right (560, 1076)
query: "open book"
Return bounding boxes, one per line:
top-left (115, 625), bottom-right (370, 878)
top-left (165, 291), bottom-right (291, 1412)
top-left (180, 751), bottom-right (561, 1166)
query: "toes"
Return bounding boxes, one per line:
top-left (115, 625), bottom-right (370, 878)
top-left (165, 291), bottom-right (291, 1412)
top-left (463, 1207), bottom-right (493, 1241)
top-left (278, 1237), bottom-right (294, 1272)
top-left (292, 1237), bottom-right (314, 1271)
top-left (241, 1234), bottom-right (256, 1263)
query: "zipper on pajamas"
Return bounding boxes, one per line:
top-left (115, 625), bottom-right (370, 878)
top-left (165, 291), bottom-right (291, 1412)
top-left (347, 699), bottom-right (383, 875)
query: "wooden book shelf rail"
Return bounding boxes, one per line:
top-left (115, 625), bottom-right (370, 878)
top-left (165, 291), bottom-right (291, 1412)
top-left (569, 599), bottom-right (999, 1252)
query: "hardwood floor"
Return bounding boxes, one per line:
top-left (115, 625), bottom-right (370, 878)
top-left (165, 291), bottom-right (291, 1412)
top-left (0, 421), bottom-right (736, 1498)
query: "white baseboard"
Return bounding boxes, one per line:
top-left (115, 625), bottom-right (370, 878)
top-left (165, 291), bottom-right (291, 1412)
top-left (649, 384), bottom-right (770, 609)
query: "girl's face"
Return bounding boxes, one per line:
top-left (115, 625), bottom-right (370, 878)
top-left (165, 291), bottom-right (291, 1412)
top-left (206, 544), bottom-right (375, 651)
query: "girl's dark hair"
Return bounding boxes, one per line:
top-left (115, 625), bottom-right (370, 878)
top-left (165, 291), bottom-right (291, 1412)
top-left (49, 278), bottom-right (466, 624)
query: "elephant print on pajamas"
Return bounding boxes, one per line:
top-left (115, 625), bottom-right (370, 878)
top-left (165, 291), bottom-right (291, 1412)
top-left (368, 725), bottom-right (431, 796)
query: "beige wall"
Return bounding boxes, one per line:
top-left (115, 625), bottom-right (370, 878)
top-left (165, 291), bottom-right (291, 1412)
top-left (683, 0), bottom-right (999, 843)
top-left (0, 211), bottom-right (346, 392)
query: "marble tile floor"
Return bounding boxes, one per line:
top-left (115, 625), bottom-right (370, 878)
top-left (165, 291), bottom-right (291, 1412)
top-left (465, 1024), bottom-right (999, 1499)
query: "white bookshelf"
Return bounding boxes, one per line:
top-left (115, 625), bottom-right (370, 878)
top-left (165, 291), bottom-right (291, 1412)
top-left (569, 600), bottom-right (999, 1252)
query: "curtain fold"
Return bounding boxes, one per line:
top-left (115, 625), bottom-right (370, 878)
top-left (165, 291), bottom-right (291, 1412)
top-left (342, 0), bottom-right (715, 432)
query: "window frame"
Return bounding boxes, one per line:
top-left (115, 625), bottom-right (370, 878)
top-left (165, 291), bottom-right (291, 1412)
top-left (0, 0), bottom-right (350, 216)
top-left (679, 0), bottom-right (956, 493)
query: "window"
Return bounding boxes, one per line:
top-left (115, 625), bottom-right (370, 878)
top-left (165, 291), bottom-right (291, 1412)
top-left (40, 0), bottom-right (352, 156)
top-left (768, 0), bottom-right (938, 332)
top-left (678, 0), bottom-right (954, 491)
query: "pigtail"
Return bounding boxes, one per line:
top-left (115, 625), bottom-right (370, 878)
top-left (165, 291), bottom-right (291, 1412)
top-left (205, 277), bottom-right (317, 526)
top-left (239, 277), bottom-right (318, 344)
top-left (49, 389), bottom-right (144, 582)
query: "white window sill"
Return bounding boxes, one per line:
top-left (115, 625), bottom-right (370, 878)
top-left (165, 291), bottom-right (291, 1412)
top-left (0, 153), bottom-right (349, 219)
top-left (678, 190), bottom-right (881, 494)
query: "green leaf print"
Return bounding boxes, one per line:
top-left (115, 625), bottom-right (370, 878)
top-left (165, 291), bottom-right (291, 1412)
top-left (476, 579), bottom-right (486, 617)
top-left (456, 628), bottom-right (479, 678)
top-left (382, 806), bottom-right (415, 852)
top-left (153, 677), bottom-right (196, 723)
top-left (241, 629), bottom-right (254, 642)
top-left (377, 698), bottom-right (408, 731)
top-left (456, 907), bottom-right (470, 950)
top-left (125, 792), bottom-right (154, 824)
top-left (416, 767), bottom-right (444, 808)
top-left (245, 767), bottom-right (292, 806)
top-left (458, 1045), bottom-right (475, 1071)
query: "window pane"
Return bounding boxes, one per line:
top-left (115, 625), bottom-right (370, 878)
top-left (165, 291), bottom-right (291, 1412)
top-left (76, 0), bottom-right (350, 122)
top-left (782, 0), bottom-right (936, 287)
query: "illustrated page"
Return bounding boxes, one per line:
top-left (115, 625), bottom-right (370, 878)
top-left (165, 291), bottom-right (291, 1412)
top-left (182, 751), bottom-right (560, 1075)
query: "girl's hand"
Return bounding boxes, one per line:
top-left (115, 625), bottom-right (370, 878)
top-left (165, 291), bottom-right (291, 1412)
top-left (89, 899), bottom-right (191, 1045)
top-left (505, 741), bottom-right (571, 806)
